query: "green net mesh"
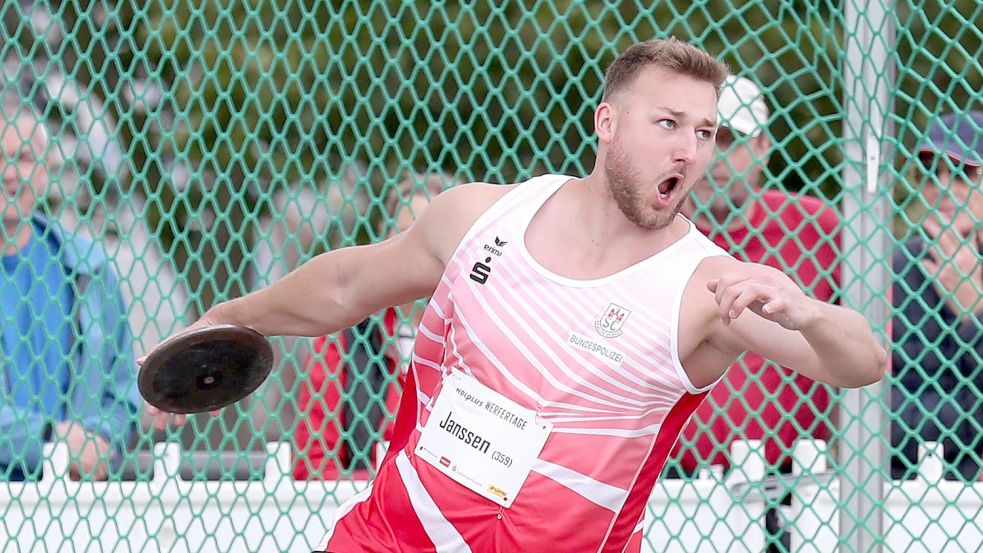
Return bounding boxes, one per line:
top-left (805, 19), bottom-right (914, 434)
top-left (0, 1), bottom-right (981, 551)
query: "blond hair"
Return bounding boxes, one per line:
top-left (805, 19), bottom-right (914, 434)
top-left (602, 38), bottom-right (729, 102)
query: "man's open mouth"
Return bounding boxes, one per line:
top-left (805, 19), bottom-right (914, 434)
top-left (657, 174), bottom-right (683, 203)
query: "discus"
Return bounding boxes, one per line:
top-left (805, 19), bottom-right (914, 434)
top-left (138, 324), bottom-right (274, 414)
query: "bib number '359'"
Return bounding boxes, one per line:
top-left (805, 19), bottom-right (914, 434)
top-left (415, 372), bottom-right (552, 508)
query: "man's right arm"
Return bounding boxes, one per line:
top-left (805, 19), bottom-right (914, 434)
top-left (194, 182), bottom-right (507, 339)
top-left (143, 183), bottom-right (508, 427)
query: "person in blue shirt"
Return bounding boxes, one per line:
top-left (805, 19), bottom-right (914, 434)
top-left (892, 111), bottom-right (983, 481)
top-left (0, 92), bottom-right (139, 480)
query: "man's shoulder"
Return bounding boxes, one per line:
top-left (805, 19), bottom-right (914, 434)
top-left (440, 181), bottom-right (516, 203)
top-left (425, 182), bottom-right (515, 230)
top-left (411, 182), bottom-right (517, 265)
top-left (439, 173), bottom-right (576, 205)
top-left (692, 255), bottom-right (793, 290)
top-left (417, 175), bottom-right (571, 263)
top-left (693, 253), bottom-right (744, 274)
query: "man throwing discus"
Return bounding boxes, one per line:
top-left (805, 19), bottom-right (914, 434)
top-left (145, 38), bottom-right (886, 553)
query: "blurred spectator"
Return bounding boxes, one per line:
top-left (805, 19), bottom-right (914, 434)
top-left (676, 75), bottom-right (841, 552)
top-left (891, 111), bottom-right (983, 481)
top-left (0, 90), bottom-right (139, 481)
top-left (675, 76), bottom-right (839, 476)
top-left (293, 172), bottom-right (457, 479)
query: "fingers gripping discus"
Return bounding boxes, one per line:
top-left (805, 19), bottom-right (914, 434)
top-left (138, 324), bottom-right (274, 414)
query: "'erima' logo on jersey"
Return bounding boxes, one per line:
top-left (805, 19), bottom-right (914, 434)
top-left (483, 237), bottom-right (508, 257)
top-left (471, 237), bottom-right (508, 284)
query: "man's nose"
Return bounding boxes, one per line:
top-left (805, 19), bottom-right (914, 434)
top-left (672, 134), bottom-right (699, 165)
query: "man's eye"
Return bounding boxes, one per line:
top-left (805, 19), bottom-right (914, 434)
top-left (696, 130), bottom-right (712, 140)
top-left (659, 120), bottom-right (676, 129)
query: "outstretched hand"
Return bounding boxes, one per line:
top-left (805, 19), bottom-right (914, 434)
top-left (706, 267), bottom-right (818, 330)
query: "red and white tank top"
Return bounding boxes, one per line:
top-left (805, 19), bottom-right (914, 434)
top-left (319, 174), bottom-right (730, 553)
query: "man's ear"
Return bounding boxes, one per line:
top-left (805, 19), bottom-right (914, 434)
top-left (594, 102), bottom-right (617, 144)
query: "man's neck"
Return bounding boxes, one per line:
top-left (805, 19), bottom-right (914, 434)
top-left (537, 174), bottom-right (689, 278)
top-left (576, 175), bottom-right (651, 243)
top-left (572, 174), bottom-right (687, 252)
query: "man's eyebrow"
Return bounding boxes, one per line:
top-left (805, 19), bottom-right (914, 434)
top-left (655, 107), bottom-right (716, 128)
top-left (655, 107), bottom-right (684, 118)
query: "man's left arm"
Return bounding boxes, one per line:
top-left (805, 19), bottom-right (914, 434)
top-left (704, 259), bottom-right (887, 388)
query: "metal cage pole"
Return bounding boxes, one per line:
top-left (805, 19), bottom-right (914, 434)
top-left (839, 0), bottom-right (895, 551)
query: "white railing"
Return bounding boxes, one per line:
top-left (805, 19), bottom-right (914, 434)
top-left (0, 441), bottom-right (767, 552)
top-left (790, 440), bottom-right (983, 553)
top-left (4, 440), bottom-right (979, 552)
top-left (0, 442), bottom-right (341, 552)
top-left (644, 440), bottom-right (767, 552)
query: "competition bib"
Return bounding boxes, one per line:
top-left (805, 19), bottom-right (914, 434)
top-left (415, 372), bottom-right (552, 508)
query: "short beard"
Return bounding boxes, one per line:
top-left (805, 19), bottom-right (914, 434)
top-left (604, 141), bottom-right (677, 230)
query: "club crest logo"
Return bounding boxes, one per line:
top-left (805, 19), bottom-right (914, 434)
top-left (595, 303), bottom-right (631, 338)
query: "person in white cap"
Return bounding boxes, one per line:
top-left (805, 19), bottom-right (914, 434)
top-left (675, 76), bottom-right (841, 480)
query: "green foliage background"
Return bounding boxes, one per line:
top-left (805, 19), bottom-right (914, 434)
top-left (4, 1), bottom-right (979, 304)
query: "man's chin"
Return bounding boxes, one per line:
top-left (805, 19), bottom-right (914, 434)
top-left (633, 207), bottom-right (680, 231)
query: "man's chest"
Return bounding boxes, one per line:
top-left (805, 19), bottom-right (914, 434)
top-left (440, 269), bottom-right (684, 405)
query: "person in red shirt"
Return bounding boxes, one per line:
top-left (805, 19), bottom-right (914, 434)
top-left (677, 76), bottom-right (840, 473)
top-left (292, 173), bottom-right (456, 479)
top-left (676, 75), bottom-right (840, 552)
